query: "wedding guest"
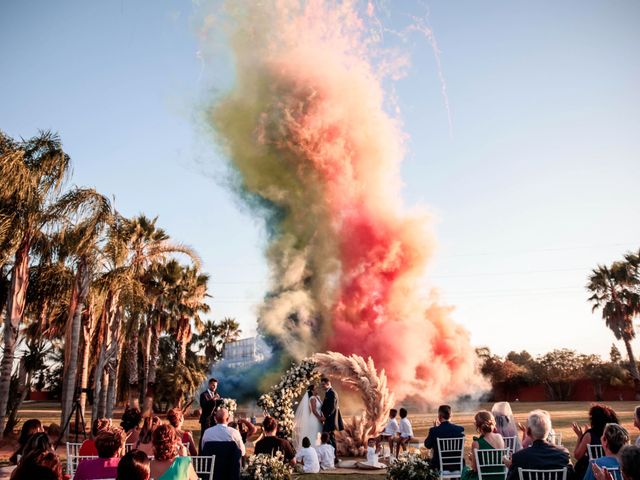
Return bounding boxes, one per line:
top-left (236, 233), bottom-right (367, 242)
top-left (376, 409), bottom-right (399, 455)
top-left (136, 416), bottom-right (161, 456)
top-left (199, 377), bottom-right (221, 450)
top-left (633, 407), bottom-right (640, 447)
top-left (295, 437), bottom-right (320, 473)
top-left (315, 432), bottom-right (336, 470)
top-left (167, 408), bottom-right (198, 456)
top-left (620, 445), bottom-right (640, 480)
top-left (356, 438), bottom-right (387, 470)
top-left (254, 416), bottom-right (295, 464)
top-left (121, 406), bottom-right (143, 445)
top-left (395, 408), bottom-right (415, 458)
top-left (10, 450), bottom-right (63, 480)
top-left (9, 418), bottom-right (43, 464)
top-left (80, 418), bottom-right (112, 456)
top-left (228, 418), bottom-right (258, 446)
top-left (117, 449), bottom-right (151, 480)
top-left (74, 426), bottom-right (126, 480)
top-left (505, 410), bottom-right (573, 480)
top-left (149, 425), bottom-right (198, 480)
top-left (425, 405), bottom-right (465, 469)
top-left (573, 404), bottom-right (619, 479)
top-left (201, 408), bottom-right (246, 456)
top-left (492, 402), bottom-right (522, 452)
top-left (46, 423), bottom-right (61, 447)
top-left (461, 411), bottom-right (505, 480)
top-left (584, 423), bottom-right (629, 480)
top-left (20, 432), bottom-right (54, 460)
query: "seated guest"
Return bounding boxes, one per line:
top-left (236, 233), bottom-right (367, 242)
top-left (136, 416), bottom-right (161, 456)
top-left (584, 423), bottom-right (629, 480)
top-left (118, 449), bottom-right (151, 480)
top-left (121, 406), bottom-right (143, 445)
top-left (316, 432), bottom-right (336, 470)
top-left (74, 426), bottom-right (126, 480)
top-left (295, 437), bottom-right (320, 473)
top-left (229, 418), bottom-right (258, 446)
top-left (492, 402), bottom-right (522, 452)
top-left (80, 418), bottom-right (112, 456)
top-left (396, 408), bottom-right (415, 458)
top-left (46, 424), bottom-right (61, 447)
top-left (10, 450), bottom-right (63, 480)
top-left (167, 408), bottom-right (198, 456)
top-left (201, 408), bottom-right (246, 456)
top-left (10, 418), bottom-right (43, 464)
top-left (573, 404), bottom-right (619, 479)
top-left (462, 411), bottom-right (505, 480)
top-left (505, 410), bottom-right (574, 480)
top-left (593, 445), bottom-right (640, 480)
top-left (254, 416), bottom-right (295, 464)
top-left (20, 432), bottom-right (54, 460)
top-left (149, 425), bottom-right (198, 480)
top-left (376, 409), bottom-right (399, 456)
top-left (424, 405), bottom-right (465, 469)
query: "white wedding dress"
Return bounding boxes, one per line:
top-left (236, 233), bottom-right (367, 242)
top-left (294, 393), bottom-right (323, 450)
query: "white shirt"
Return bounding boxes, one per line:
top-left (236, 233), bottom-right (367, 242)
top-left (315, 443), bottom-right (335, 470)
top-left (399, 417), bottom-right (413, 438)
top-left (295, 446), bottom-right (320, 473)
top-left (201, 423), bottom-right (246, 455)
top-left (367, 447), bottom-right (378, 464)
top-left (382, 418), bottom-right (399, 436)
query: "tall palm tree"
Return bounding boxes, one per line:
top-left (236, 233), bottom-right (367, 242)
top-left (195, 317), bottom-right (241, 365)
top-left (587, 261), bottom-right (640, 392)
top-left (54, 189), bottom-right (112, 436)
top-left (0, 131), bottom-right (71, 434)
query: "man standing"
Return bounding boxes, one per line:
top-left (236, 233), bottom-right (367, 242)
top-left (320, 377), bottom-right (343, 458)
top-left (505, 410), bottom-right (574, 480)
top-left (424, 405), bottom-right (465, 470)
top-left (199, 377), bottom-right (221, 451)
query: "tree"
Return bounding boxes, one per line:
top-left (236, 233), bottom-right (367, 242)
top-left (581, 354), bottom-right (628, 401)
top-left (533, 349), bottom-right (585, 400)
top-left (610, 344), bottom-right (623, 364)
top-left (194, 317), bottom-right (241, 365)
top-left (0, 131), bottom-right (71, 435)
top-left (587, 261), bottom-right (640, 395)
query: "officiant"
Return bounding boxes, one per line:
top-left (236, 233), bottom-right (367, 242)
top-left (199, 377), bottom-right (222, 451)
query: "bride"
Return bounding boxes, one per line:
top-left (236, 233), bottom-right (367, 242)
top-left (294, 384), bottom-right (323, 450)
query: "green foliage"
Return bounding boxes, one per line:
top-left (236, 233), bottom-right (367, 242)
top-left (386, 455), bottom-right (439, 480)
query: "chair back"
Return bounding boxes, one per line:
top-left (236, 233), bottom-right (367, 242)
top-left (518, 468), bottom-right (568, 480)
top-left (474, 448), bottom-right (509, 480)
top-left (548, 432), bottom-right (562, 446)
top-left (503, 436), bottom-right (517, 453)
top-left (202, 441), bottom-right (241, 480)
top-left (604, 466), bottom-right (623, 480)
top-left (124, 443), bottom-right (135, 453)
top-left (437, 437), bottom-right (465, 474)
top-left (191, 455), bottom-right (216, 480)
top-left (587, 444), bottom-right (605, 461)
top-left (68, 455), bottom-right (99, 477)
top-left (65, 442), bottom-right (83, 475)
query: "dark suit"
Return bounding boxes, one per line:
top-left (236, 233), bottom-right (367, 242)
top-left (199, 389), bottom-right (220, 451)
top-left (424, 420), bottom-right (465, 469)
top-left (506, 439), bottom-right (575, 480)
top-left (321, 387), bottom-right (343, 450)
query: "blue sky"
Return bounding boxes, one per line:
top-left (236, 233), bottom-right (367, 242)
top-left (1, 0), bottom-right (638, 358)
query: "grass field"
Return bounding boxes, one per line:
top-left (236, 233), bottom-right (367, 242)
top-left (4, 401), bottom-right (639, 479)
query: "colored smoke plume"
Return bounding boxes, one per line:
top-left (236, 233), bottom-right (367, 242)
top-left (206, 0), bottom-right (481, 401)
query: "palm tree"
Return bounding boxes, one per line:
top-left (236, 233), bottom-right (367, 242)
top-left (0, 131), bottom-right (71, 434)
top-left (587, 261), bottom-right (640, 393)
top-left (195, 317), bottom-right (241, 365)
top-left (54, 189), bottom-right (112, 436)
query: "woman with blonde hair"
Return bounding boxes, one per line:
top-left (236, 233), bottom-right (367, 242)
top-left (491, 402), bottom-right (522, 452)
top-left (461, 411), bottom-right (505, 480)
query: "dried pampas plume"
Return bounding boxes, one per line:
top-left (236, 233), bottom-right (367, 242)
top-left (314, 351), bottom-right (395, 455)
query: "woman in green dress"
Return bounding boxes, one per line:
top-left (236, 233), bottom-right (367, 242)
top-left (149, 425), bottom-right (198, 480)
top-left (462, 411), bottom-right (506, 480)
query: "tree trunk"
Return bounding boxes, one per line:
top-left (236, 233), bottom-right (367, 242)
top-left (142, 326), bottom-right (159, 415)
top-left (126, 314), bottom-right (140, 409)
top-left (622, 338), bottom-right (640, 399)
top-left (78, 310), bottom-right (92, 417)
top-left (93, 290), bottom-right (118, 420)
top-left (60, 259), bottom-right (89, 440)
top-left (105, 306), bottom-right (123, 418)
top-left (0, 237), bottom-right (30, 436)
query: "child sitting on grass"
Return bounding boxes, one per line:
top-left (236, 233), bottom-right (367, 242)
top-left (315, 432), bottom-right (336, 470)
top-left (295, 437), bottom-right (320, 474)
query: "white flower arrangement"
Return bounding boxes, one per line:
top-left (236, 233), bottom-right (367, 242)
top-left (256, 358), bottom-right (320, 438)
top-left (222, 398), bottom-right (238, 418)
top-left (242, 451), bottom-right (292, 480)
top-left (386, 455), bottom-right (438, 480)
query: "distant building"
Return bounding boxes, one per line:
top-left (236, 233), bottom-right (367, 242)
top-left (221, 336), bottom-right (271, 369)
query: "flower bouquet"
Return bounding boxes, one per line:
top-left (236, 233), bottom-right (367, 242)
top-left (386, 455), bottom-right (439, 480)
top-left (242, 451), bottom-right (293, 480)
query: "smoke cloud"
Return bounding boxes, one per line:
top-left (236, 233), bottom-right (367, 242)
top-left (206, 0), bottom-right (482, 402)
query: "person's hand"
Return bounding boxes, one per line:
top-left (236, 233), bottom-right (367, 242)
top-left (592, 463), bottom-right (614, 480)
top-left (433, 418), bottom-right (440, 427)
top-left (502, 452), bottom-right (512, 468)
top-left (518, 422), bottom-right (527, 435)
top-left (572, 422), bottom-right (586, 439)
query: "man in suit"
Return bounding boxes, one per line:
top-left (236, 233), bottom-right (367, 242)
top-left (506, 410), bottom-right (574, 480)
top-left (424, 405), bottom-right (465, 469)
top-left (320, 377), bottom-right (343, 458)
top-left (199, 377), bottom-right (221, 452)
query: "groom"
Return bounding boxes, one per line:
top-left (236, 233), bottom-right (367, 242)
top-left (320, 377), bottom-right (344, 455)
